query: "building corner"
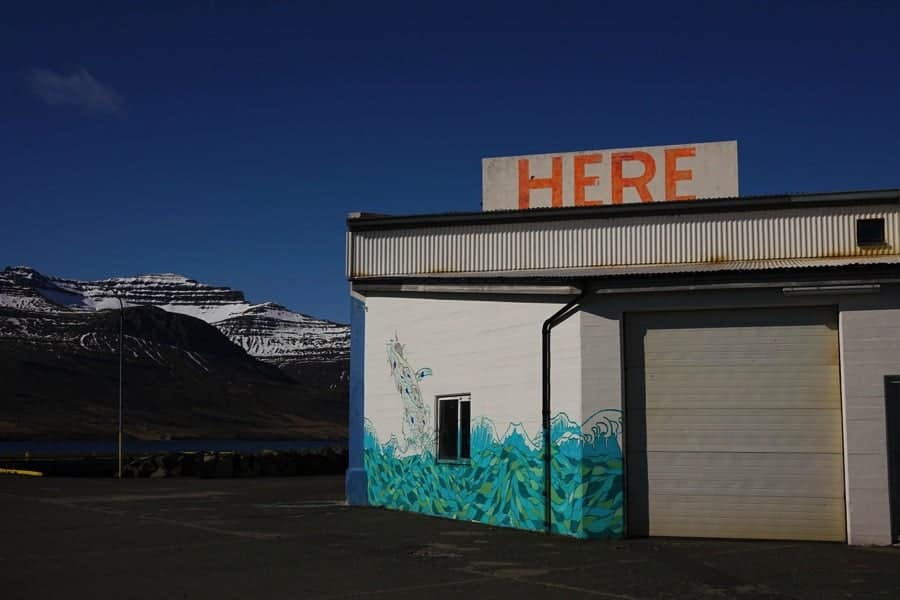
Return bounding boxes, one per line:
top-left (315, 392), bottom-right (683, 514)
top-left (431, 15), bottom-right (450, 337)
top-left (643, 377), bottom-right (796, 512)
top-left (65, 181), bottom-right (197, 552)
top-left (346, 293), bottom-right (368, 505)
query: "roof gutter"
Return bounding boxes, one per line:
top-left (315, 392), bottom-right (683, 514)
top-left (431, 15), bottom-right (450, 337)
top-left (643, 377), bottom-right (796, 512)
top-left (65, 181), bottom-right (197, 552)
top-left (350, 266), bottom-right (900, 297)
top-left (352, 283), bottom-right (581, 296)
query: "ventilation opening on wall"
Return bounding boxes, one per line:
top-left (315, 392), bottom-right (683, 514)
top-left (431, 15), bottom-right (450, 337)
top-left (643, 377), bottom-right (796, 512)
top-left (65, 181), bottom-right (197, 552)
top-left (857, 218), bottom-right (886, 246)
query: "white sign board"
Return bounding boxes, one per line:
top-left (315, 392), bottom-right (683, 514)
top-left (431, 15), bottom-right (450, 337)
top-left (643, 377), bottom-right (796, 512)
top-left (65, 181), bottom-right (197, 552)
top-left (482, 140), bottom-right (738, 211)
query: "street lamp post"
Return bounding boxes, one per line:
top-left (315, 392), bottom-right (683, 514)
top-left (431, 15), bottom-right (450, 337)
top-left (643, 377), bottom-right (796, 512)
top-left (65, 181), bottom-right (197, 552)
top-left (115, 295), bottom-right (125, 479)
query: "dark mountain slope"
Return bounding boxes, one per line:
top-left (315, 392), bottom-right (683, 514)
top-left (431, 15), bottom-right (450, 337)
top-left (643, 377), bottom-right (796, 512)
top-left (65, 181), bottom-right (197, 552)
top-left (0, 306), bottom-right (345, 441)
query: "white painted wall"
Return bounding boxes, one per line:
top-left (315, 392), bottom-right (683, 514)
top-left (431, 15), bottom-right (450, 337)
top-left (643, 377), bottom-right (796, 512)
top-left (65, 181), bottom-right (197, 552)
top-left (580, 310), bottom-right (623, 420)
top-left (839, 301), bottom-right (900, 545)
top-left (363, 294), bottom-right (582, 451)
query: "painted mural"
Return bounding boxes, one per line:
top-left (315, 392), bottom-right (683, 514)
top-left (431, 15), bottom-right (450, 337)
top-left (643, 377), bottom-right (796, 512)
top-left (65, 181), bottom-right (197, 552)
top-left (386, 335), bottom-right (433, 455)
top-left (366, 335), bottom-right (623, 539)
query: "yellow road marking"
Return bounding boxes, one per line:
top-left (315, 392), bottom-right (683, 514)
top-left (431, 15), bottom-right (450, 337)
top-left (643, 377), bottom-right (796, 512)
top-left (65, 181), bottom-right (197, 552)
top-left (0, 468), bottom-right (43, 477)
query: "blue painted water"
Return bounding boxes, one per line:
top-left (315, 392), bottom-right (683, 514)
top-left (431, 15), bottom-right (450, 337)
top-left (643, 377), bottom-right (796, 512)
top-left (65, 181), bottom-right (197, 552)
top-left (0, 439), bottom-right (347, 457)
top-left (364, 410), bottom-right (624, 539)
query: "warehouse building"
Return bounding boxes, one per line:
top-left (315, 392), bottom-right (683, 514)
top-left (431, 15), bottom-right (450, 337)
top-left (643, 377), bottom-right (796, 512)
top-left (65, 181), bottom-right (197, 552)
top-left (344, 144), bottom-right (900, 545)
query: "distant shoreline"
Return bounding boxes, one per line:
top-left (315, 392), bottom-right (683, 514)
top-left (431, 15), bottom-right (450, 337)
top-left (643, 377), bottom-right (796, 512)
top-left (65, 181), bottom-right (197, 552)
top-left (0, 438), bottom-right (348, 459)
top-left (0, 445), bottom-right (349, 477)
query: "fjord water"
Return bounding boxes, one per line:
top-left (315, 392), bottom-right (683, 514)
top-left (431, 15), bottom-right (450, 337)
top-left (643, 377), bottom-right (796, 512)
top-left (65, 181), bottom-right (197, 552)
top-left (0, 439), bottom-right (346, 458)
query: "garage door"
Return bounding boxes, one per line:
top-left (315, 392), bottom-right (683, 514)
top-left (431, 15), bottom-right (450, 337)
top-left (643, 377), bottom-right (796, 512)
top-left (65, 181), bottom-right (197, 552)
top-left (625, 307), bottom-right (845, 541)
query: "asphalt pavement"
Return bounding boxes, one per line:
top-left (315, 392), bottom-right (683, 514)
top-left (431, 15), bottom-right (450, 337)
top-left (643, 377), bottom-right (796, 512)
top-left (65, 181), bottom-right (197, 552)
top-left (1, 474), bottom-right (898, 599)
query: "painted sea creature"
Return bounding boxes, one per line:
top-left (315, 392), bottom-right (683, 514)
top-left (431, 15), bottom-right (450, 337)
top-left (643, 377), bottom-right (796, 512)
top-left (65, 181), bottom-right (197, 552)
top-left (387, 335), bottom-right (433, 454)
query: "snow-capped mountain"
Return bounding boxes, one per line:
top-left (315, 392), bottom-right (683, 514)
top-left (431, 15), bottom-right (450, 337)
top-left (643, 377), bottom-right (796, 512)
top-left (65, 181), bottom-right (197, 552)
top-left (0, 266), bottom-right (348, 366)
top-left (0, 266), bottom-right (349, 440)
top-left (215, 302), bottom-right (347, 365)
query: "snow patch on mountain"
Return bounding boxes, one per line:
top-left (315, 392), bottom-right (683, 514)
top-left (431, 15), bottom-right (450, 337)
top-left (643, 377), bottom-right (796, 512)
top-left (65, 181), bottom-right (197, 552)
top-left (214, 302), bottom-right (348, 363)
top-left (157, 302), bottom-right (249, 324)
top-left (0, 266), bottom-right (348, 364)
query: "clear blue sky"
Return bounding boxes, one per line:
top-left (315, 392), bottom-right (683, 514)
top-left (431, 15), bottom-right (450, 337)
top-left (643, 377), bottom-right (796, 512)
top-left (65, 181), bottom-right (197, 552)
top-left (2, 1), bottom-right (899, 323)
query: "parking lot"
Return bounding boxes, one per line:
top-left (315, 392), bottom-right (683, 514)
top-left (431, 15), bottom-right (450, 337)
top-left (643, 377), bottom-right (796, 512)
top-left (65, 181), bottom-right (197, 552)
top-left (2, 474), bottom-right (898, 599)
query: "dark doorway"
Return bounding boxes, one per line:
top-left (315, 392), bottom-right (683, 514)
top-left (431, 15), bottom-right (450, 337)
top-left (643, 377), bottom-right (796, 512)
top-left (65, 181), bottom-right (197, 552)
top-left (623, 316), bottom-right (650, 537)
top-left (886, 377), bottom-right (900, 542)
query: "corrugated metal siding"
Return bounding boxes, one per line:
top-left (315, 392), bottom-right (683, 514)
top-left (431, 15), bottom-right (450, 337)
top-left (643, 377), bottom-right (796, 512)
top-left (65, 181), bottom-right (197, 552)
top-left (349, 205), bottom-right (900, 278)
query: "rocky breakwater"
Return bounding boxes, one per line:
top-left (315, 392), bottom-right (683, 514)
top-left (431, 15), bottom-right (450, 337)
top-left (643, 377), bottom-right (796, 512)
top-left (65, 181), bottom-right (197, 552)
top-left (123, 447), bottom-right (348, 478)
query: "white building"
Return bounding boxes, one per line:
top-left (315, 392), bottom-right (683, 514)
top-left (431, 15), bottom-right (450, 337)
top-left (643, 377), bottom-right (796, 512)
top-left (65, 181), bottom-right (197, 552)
top-left (345, 189), bottom-right (900, 545)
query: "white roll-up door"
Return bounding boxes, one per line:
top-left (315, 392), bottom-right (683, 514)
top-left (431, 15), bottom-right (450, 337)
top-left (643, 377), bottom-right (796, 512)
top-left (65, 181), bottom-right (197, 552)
top-left (625, 307), bottom-right (845, 541)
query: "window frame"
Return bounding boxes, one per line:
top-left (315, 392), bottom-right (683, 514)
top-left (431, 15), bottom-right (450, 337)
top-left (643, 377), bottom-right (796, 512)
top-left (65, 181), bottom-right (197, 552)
top-left (856, 217), bottom-right (886, 247)
top-left (435, 393), bottom-right (472, 464)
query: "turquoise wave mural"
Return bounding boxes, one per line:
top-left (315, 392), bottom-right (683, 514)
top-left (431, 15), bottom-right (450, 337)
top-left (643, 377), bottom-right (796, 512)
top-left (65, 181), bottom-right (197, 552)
top-left (364, 409), bottom-right (624, 538)
top-left (371, 334), bottom-right (623, 538)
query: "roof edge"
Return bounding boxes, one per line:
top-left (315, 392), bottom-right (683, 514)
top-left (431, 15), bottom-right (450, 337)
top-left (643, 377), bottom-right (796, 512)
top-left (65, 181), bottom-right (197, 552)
top-left (347, 188), bottom-right (900, 232)
top-left (350, 262), bottom-right (900, 289)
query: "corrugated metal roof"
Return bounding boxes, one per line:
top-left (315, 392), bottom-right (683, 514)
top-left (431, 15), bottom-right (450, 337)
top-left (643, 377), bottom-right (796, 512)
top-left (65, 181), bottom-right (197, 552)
top-left (349, 203), bottom-right (900, 279)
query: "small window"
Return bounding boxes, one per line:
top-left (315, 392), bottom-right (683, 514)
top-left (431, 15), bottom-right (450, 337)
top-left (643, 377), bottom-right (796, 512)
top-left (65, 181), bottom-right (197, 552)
top-left (857, 218), bottom-right (886, 246)
top-left (437, 394), bottom-right (471, 461)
